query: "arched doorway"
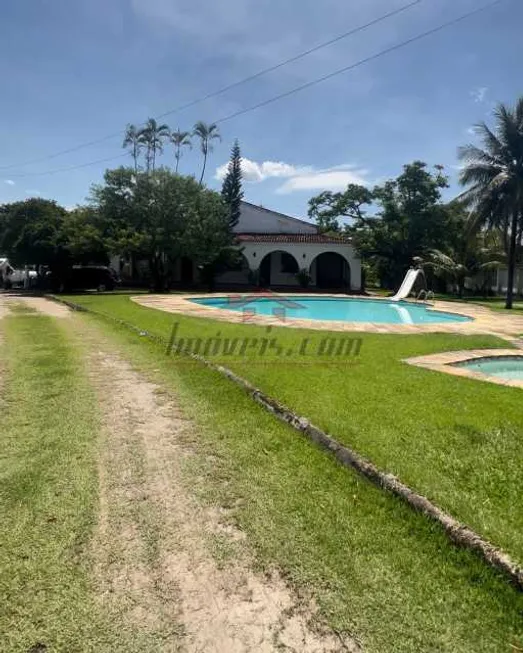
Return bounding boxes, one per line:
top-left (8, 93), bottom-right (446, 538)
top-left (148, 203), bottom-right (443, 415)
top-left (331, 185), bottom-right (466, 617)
top-left (259, 250), bottom-right (299, 287)
top-left (310, 252), bottom-right (351, 289)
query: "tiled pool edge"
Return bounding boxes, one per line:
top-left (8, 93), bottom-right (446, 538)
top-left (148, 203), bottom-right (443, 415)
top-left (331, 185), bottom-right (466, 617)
top-left (405, 349), bottom-right (523, 389)
top-left (132, 293), bottom-right (523, 337)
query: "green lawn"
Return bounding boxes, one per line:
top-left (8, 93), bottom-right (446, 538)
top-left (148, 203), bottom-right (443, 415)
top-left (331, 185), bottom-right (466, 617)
top-left (66, 293), bottom-right (523, 564)
top-left (434, 293), bottom-right (523, 314)
top-left (61, 292), bottom-right (523, 652)
top-left (0, 308), bottom-right (174, 652)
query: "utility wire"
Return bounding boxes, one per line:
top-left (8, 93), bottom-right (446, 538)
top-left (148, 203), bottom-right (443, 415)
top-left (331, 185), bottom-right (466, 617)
top-left (215, 0), bottom-right (507, 125)
top-left (7, 154), bottom-right (127, 178)
top-left (2, 0), bottom-right (507, 179)
top-left (0, 0), bottom-right (422, 171)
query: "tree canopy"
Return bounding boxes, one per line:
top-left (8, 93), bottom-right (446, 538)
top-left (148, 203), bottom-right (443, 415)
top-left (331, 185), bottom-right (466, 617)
top-left (309, 162), bottom-right (452, 289)
top-left (0, 198), bottom-right (69, 272)
top-left (89, 167), bottom-right (234, 289)
top-left (0, 168), bottom-right (236, 291)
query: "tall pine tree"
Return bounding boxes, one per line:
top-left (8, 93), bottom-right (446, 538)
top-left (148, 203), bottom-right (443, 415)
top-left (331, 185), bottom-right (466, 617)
top-left (221, 140), bottom-right (243, 230)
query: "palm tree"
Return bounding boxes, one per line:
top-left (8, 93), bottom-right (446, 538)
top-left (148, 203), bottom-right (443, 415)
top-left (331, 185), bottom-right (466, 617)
top-left (138, 118), bottom-right (171, 173)
top-left (193, 121), bottom-right (221, 184)
top-left (424, 244), bottom-right (504, 298)
top-left (122, 124), bottom-right (142, 172)
top-left (170, 129), bottom-right (192, 174)
top-left (459, 98), bottom-right (523, 308)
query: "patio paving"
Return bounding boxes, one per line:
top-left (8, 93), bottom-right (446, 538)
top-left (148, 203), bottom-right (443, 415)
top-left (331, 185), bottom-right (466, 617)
top-left (405, 349), bottom-right (523, 389)
top-left (132, 293), bottom-right (523, 339)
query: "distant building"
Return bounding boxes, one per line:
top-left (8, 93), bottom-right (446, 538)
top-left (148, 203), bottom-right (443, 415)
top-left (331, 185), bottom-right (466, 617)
top-left (184, 201), bottom-right (360, 290)
top-left (113, 201), bottom-right (362, 291)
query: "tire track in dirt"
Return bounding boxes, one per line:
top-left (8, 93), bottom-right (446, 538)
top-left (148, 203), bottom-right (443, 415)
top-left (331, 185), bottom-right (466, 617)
top-left (83, 335), bottom-right (355, 651)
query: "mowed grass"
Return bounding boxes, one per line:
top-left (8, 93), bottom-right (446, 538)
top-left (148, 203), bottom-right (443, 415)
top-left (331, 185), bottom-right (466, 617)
top-left (65, 295), bottom-right (523, 652)
top-left (0, 310), bottom-right (160, 652)
top-left (67, 293), bottom-right (523, 563)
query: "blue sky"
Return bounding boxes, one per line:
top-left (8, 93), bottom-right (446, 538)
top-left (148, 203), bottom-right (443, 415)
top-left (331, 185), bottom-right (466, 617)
top-left (0, 0), bottom-right (520, 218)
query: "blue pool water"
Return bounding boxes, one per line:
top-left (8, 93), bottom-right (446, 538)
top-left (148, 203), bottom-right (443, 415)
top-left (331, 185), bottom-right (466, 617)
top-left (191, 296), bottom-right (472, 325)
top-left (454, 356), bottom-right (523, 380)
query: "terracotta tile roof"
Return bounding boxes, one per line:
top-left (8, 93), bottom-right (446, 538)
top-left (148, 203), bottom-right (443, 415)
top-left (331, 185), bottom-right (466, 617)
top-left (236, 233), bottom-right (351, 244)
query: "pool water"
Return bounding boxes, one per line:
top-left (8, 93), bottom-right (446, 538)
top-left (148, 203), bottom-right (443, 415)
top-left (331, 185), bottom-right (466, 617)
top-left (191, 296), bottom-right (472, 325)
top-left (454, 356), bottom-right (523, 380)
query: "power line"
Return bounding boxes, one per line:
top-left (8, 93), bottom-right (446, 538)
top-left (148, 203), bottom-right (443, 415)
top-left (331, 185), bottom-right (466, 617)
top-left (154, 0), bottom-right (423, 120)
top-left (0, 0), bottom-right (422, 172)
top-left (7, 154), bottom-right (127, 179)
top-left (1, 0), bottom-right (507, 179)
top-left (215, 0), bottom-right (507, 125)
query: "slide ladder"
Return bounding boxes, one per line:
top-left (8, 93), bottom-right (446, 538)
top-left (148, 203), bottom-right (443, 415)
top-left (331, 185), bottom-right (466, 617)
top-left (390, 268), bottom-right (423, 302)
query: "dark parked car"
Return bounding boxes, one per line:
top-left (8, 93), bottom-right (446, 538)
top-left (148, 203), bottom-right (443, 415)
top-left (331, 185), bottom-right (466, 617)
top-left (48, 266), bottom-right (119, 292)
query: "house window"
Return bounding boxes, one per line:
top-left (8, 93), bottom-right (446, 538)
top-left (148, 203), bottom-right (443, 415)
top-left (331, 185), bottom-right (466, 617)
top-left (280, 252), bottom-right (298, 274)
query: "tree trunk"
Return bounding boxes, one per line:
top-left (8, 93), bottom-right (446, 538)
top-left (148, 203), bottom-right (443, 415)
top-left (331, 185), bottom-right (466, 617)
top-left (175, 152), bottom-right (179, 174)
top-left (505, 211), bottom-right (518, 309)
top-left (458, 277), bottom-right (464, 299)
top-left (199, 153), bottom-right (207, 185)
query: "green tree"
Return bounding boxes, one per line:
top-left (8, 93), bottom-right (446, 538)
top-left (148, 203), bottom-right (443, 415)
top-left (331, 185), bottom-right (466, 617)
top-left (193, 121), bottom-right (221, 184)
top-left (0, 198), bottom-right (69, 279)
top-left (138, 118), bottom-right (170, 173)
top-left (170, 129), bottom-right (192, 174)
top-left (90, 167), bottom-right (234, 291)
top-left (63, 207), bottom-right (109, 265)
top-left (122, 123), bottom-right (143, 172)
top-left (308, 184), bottom-right (374, 233)
top-left (221, 139), bottom-right (243, 229)
top-left (459, 98), bottom-right (523, 308)
top-left (356, 163), bottom-right (449, 288)
top-left (422, 207), bottom-right (504, 297)
top-left (309, 163), bottom-right (450, 289)
top-left (183, 191), bottom-right (237, 290)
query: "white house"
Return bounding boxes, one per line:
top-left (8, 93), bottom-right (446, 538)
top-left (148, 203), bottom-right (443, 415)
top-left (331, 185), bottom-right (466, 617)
top-left (214, 202), bottom-right (361, 291)
top-left (114, 201), bottom-right (362, 291)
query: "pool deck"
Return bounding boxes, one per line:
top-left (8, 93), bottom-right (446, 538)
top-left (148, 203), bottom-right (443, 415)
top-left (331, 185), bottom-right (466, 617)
top-left (131, 293), bottom-right (523, 339)
top-left (405, 349), bottom-right (523, 389)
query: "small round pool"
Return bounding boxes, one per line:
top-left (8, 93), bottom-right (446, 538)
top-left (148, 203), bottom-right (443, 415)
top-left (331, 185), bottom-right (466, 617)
top-left (190, 296), bottom-right (472, 325)
top-left (453, 356), bottom-right (523, 380)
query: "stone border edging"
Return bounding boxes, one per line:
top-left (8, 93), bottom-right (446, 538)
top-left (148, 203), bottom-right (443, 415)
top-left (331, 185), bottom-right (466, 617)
top-left (48, 294), bottom-right (523, 590)
top-left (132, 292), bottom-right (523, 338)
top-left (405, 349), bottom-right (523, 389)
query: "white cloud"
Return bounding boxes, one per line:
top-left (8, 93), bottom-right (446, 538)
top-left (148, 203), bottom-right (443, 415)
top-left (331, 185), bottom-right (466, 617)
top-left (276, 165), bottom-right (370, 194)
top-left (216, 157), bottom-right (370, 194)
top-left (466, 126), bottom-right (477, 136)
top-left (4, 179), bottom-right (15, 186)
top-left (25, 189), bottom-right (41, 196)
top-left (471, 86), bottom-right (488, 103)
top-left (216, 157), bottom-right (301, 183)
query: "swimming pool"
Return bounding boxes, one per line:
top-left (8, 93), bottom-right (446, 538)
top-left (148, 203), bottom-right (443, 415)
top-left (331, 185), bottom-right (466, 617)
top-left (191, 296), bottom-right (472, 325)
top-left (453, 356), bottom-right (523, 380)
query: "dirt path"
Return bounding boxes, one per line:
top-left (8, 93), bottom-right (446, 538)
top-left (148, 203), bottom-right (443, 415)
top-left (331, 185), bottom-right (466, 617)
top-left (1, 294), bottom-right (71, 318)
top-left (86, 344), bottom-right (349, 652)
top-left (11, 296), bottom-right (351, 652)
top-left (0, 295), bottom-right (11, 320)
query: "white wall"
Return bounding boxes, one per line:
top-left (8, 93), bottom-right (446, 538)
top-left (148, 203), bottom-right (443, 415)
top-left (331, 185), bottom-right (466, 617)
top-left (240, 242), bottom-right (361, 291)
